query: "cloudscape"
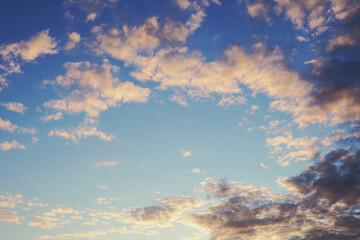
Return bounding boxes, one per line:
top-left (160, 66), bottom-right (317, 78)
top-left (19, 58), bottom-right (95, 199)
top-left (0, 0), bottom-right (359, 239)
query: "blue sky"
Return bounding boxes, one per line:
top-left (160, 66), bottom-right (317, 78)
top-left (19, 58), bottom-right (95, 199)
top-left (0, 0), bottom-right (360, 239)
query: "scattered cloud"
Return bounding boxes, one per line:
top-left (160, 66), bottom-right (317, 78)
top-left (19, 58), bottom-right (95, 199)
top-left (0, 140), bottom-right (26, 151)
top-left (64, 32), bottom-right (81, 50)
top-left (1, 102), bottom-right (26, 114)
top-left (180, 148), bottom-right (194, 157)
top-left (93, 161), bottom-right (120, 167)
top-left (48, 122), bottom-right (114, 143)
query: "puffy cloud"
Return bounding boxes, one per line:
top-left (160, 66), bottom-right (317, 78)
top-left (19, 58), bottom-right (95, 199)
top-left (259, 162), bottom-right (267, 169)
top-left (124, 196), bottom-right (205, 227)
top-left (181, 148), bottom-right (194, 157)
top-left (0, 29), bottom-right (57, 62)
top-left (28, 216), bottom-right (58, 229)
top-left (0, 140), bottom-right (26, 151)
top-left (0, 117), bottom-right (18, 132)
top-left (280, 148), bottom-right (360, 206)
top-left (0, 102), bottom-right (26, 114)
top-left (0, 193), bottom-right (23, 208)
top-left (191, 168), bottom-right (201, 174)
top-left (32, 137), bottom-right (39, 143)
top-left (0, 210), bottom-right (23, 223)
top-left (93, 17), bottom-right (160, 63)
top-left (44, 61), bottom-right (150, 118)
top-left (266, 131), bottom-right (319, 166)
top-left (64, 32), bottom-right (81, 50)
top-left (48, 122), bottom-right (114, 143)
top-left (217, 96), bottom-right (246, 107)
top-left (0, 118), bottom-right (38, 135)
top-left (93, 161), bottom-right (120, 167)
top-left (246, 1), bottom-right (271, 23)
top-left (40, 112), bottom-right (63, 122)
top-left (86, 12), bottom-right (97, 22)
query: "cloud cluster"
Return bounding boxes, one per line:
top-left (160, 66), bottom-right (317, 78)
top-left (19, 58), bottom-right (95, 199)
top-left (44, 61), bottom-right (150, 118)
top-left (0, 29), bottom-right (57, 91)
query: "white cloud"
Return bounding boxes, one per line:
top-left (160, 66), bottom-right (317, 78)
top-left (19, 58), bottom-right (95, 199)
top-left (86, 12), bottom-right (97, 22)
top-left (0, 29), bottom-right (57, 62)
top-left (44, 61), bottom-right (150, 118)
top-left (97, 182), bottom-right (109, 189)
top-left (32, 137), bottom-right (39, 143)
top-left (259, 162), bottom-right (268, 169)
top-left (93, 161), bottom-right (120, 167)
top-left (40, 112), bottom-right (63, 122)
top-left (191, 168), bottom-right (201, 174)
top-left (49, 122), bottom-right (114, 143)
top-left (1, 102), bottom-right (26, 114)
top-left (64, 32), bottom-right (81, 50)
top-left (0, 117), bottom-right (18, 132)
top-left (0, 140), bottom-right (26, 151)
top-left (181, 148), bottom-right (194, 157)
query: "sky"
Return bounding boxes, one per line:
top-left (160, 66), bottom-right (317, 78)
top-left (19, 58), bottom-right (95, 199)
top-left (0, 0), bottom-right (360, 239)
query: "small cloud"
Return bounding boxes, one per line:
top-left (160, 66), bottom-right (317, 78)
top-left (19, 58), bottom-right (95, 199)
top-left (1, 102), bottom-right (27, 114)
top-left (93, 161), bottom-right (120, 167)
top-left (97, 182), bottom-right (109, 190)
top-left (40, 112), bottom-right (63, 122)
top-left (191, 168), bottom-right (201, 174)
top-left (86, 13), bottom-right (97, 22)
top-left (180, 148), bottom-right (194, 157)
top-left (259, 162), bottom-right (268, 169)
top-left (64, 32), bottom-right (81, 50)
top-left (296, 36), bottom-right (308, 42)
top-left (32, 137), bottom-right (39, 143)
top-left (154, 191), bottom-right (161, 194)
top-left (0, 140), bottom-right (26, 151)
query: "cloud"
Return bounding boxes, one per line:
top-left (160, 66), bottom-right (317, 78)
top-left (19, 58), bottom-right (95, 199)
top-left (64, 32), bottom-right (81, 50)
top-left (0, 140), bottom-right (26, 151)
top-left (217, 96), bottom-right (246, 107)
top-left (86, 13), bottom-right (97, 22)
top-left (1, 102), bottom-right (26, 114)
top-left (0, 117), bottom-right (18, 132)
top-left (48, 122), bottom-right (114, 143)
top-left (40, 112), bottom-right (63, 122)
top-left (97, 182), bottom-right (109, 189)
top-left (191, 168), bottom-right (201, 174)
top-left (259, 162), bottom-right (267, 169)
top-left (0, 29), bottom-right (57, 62)
top-left (246, 1), bottom-right (271, 24)
top-left (28, 216), bottom-right (58, 229)
top-left (93, 161), bottom-right (120, 167)
top-left (266, 131), bottom-right (319, 166)
top-left (0, 193), bottom-right (23, 208)
top-left (0, 210), bottom-right (23, 223)
top-left (124, 196), bottom-right (205, 227)
top-left (44, 61), bottom-right (150, 118)
top-left (180, 149), bottom-right (194, 157)
top-left (32, 137), bottom-right (39, 143)
top-left (280, 148), bottom-right (360, 206)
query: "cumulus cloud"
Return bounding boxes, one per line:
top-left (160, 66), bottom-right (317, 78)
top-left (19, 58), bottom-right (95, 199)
top-left (266, 131), bottom-right (319, 166)
top-left (0, 29), bottom-right (57, 62)
top-left (40, 112), bottom-right (63, 122)
top-left (0, 140), bottom-right (26, 151)
top-left (180, 148), bottom-right (194, 157)
top-left (64, 32), bottom-right (81, 50)
top-left (246, 1), bottom-right (271, 24)
top-left (0, 117), bottom-right (38, 135)
top-left (0, 210), bottom-right (23, 223)
top-left (44, 61), bottom-right (150, 118)
top-left (1, 102), bottom-right (26, 114)
top-left (48, 122), bottom-right (114, 143)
